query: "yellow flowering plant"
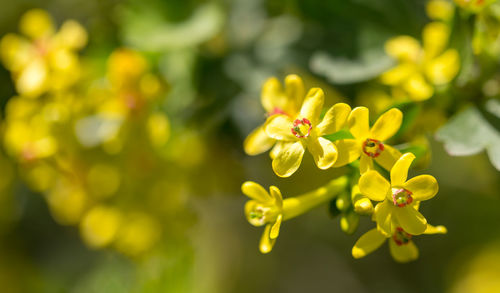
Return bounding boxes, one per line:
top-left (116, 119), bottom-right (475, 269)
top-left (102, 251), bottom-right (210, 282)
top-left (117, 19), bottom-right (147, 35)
top-left (242, 73), bottom-right (446, 262)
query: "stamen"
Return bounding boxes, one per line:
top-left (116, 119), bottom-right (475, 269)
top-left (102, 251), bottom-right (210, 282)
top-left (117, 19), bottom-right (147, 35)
top-left (391, 188), bottom-right (413, 207)
top-left (392, 227), bottom-right (412, 246)
top-left (362, 138), bottom-right (384, 158)
top-left (291, 118), bottom-right (312, 138)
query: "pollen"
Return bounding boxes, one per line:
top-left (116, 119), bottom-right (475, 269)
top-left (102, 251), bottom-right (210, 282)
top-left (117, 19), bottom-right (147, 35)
top-left (291, 118), bottom-right (312, 138)
top-left (391, 188), bottom-right (413, 207)
top-left (362, 138), bottom-right (384, 158)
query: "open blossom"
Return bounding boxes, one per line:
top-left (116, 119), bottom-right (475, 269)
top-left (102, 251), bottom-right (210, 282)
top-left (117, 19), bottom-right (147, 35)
top-left (352, 224), bottom-right (447, 263)
top-left (380, 21), bottom-right (459, 101)
top-left (263, 88), bottom-right (351, 177)
top-left (0, 9), bottom-right (87, 98)
top-left (334, 107), bottom-right (402, 174)
top-left (244, 75), bottom-right (305, 156)
top-left (359, 153), bottom-right (439, 236)
top-left (243, 177), bottom-right (348, 253)
top-left (242, 181), bottom-right (284, 254)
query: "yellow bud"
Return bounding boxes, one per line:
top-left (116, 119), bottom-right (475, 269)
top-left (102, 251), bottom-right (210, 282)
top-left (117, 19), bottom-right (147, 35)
top-left (340, 210), bottom-right (359, 235)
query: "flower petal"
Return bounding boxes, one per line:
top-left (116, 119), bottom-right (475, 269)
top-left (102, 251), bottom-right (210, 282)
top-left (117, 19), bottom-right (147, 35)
top-left (370, 108), bottom-right (403, 141)
top-left (261, 77), bottom-right (285, 113)
top-left (270, 142), bottom-right (283, 159)
top-left (390, 152), bottom-right (416, 186)
top-left (284, 74), bottom-right (305, 113)
top-left (264, 115), bottom-right (296, 141)
top-left (389, 239), bottom-right (419, 263)
top-left (425, 49), bottom-right (460, 85)
top-left (244, 126), bottom-right (276, 156)
top-left (352, 228), bottom-right (387, 259)
top-left (299, 88), bottom-right (324, 125)
top-left (259, 224), bottom-right (277, 254)
top-left (374, 201), bottom-right (393, 237)
top-left (375, 144), bottom-right (402, 171)
top-left (307, 137), bottom-right (338, 170)
top-left (348, 107), bottom-right (370, 139)
top-left (359, 170), bottom-right (391, 201)
top-left (404, 175), bottom-right (438, 201)
top-left (316, 103), bottom-right (351, 136)
top-left (424, 224), bottom-right (447, 234)
top-left (423, 22), bottom-right (449, 59)
top-left (269, 214), bottom-right (282, 239)
top-left (403, 73), bottom-right (434, 101)
top-left (380, 63), bottom-right (418, 85)
top-left (385, 36), bottom-right (421, 62)
top-left (333, 139), bottom-right (361, 167)
top-left (242, 181), bottom-right (271, 202)
top-left (359, 154), bottom-right (374, 174)
top-left (272, 141), bottom-right (305, 177)
top-left (269, 186), bottom-right (283, 207)
top-left (394, 206), bottom-right (427, 235)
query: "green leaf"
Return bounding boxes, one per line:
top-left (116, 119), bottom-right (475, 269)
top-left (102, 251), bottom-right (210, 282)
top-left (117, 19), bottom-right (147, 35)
top-left (323, 129), bottom-right (354, 141)
top-left (435, 104), bottom-right (500, 171)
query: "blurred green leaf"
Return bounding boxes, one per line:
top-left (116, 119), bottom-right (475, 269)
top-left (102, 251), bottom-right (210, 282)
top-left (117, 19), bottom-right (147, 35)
top-left (120, 3), bottom-right (224, 51)
top-left (436, 104), bottom-right (500, 170)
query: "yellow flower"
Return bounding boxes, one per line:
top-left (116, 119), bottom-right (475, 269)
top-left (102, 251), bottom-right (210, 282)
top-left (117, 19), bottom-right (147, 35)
top-left (263, 88), bottom-right (351, 177)
top-left (358, 153), bottom-right (439, 236)
top-left (243, 177), bottom-right (348, 253)
top-left (352, 224), bottom-right (447, 262)
top-left (244, 74), bottom-right (305, 156)
top-left (380, 22), bottom-right (460, 101)
top-left (0, 9), bottom-right (87, 98)
top-left (333, 107), bottom-right (403, 173)
top-left (243, 181), bottom-right (284, 254)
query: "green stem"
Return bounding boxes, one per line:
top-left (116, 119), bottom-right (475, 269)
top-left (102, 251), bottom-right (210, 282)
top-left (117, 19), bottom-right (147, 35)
top-left (282, 176), bottom-right (348, 221)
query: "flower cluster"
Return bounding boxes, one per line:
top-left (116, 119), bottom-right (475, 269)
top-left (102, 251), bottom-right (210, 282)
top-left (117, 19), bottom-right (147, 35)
top-left (0, 9), bottom-right (199, 257)
top-left (242, 74), bottom-right (446, 262)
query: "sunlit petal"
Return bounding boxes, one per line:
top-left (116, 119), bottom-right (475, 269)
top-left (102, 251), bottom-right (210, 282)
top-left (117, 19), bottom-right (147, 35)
top-left (244, 125), bottom-right (276, 156)
top-left (390, 152), bottom-right (415, 186)
top-left (242, 181), bottom-right (271, 202)
top-left (272, 141), bottom-right (305, 177)
top-left (394, 206), bottom-right (427, 235)
top-left (375, 144), bottom-right (401, 171)
top-left (316, 103), bottom-right (351, 136)
top-left (299, 88), bottom-right (324, 125)
top-left (348, 107), bottom-right (370, 139)
top-left (359, 170), bottom-right (391, 201)
top-left (389, 239), bottom-right (419, 263)
top-left (259, 224), bottom-right (277, 254)
top-left (352, 228), bottom-right (387, 259)
top-left (333, 139), bottom-right (361, 167)
top-left (308, 137), bottom-right (338, 170)
top-left (264, 115), bottom-right (296, 141)
top-left (370, 108), bottom-right (403, 141)
top-left (404, 175), bottom-right (439, 201)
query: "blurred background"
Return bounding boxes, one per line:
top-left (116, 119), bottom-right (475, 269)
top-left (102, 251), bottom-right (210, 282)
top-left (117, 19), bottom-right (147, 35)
top-left (0, 0), bottom-right (499, 292)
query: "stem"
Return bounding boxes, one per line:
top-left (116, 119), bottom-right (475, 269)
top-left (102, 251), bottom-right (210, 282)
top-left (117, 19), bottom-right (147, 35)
top-left (282, 176), bottom-right (348, 221)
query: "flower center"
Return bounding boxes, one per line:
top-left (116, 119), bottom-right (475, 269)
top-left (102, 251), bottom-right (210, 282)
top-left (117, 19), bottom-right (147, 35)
top-left (392, 227), bottom-right (412, 246)
top-left (247, 204), bottom-right (279, 226)
top-left (362, 138), bottom-right (384, 158)
top-left (391, 188), bottom-right (413, 207)
top-left (291, 118), bottom-right (312, 138)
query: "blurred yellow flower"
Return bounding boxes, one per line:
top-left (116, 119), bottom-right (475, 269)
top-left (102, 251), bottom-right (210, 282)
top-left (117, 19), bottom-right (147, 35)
top-left (80, 205), bottom-right (122, 248)
top-left (381, 22), bottom-right (460, 101)
top-left (352, 224), bottom-right (447, 262)
top-left (264, 88), bottom-right (351, 177)
top-left (333, 107), bottom-right (403, 173)
top-left (427, 0), bottom-right (455, 21)
top-left (244, 74), bottom-right (305, 156)
top-left (0, 9), bottom-right (87, 98)
top-left (359, 153), bottom-right (439, 236)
